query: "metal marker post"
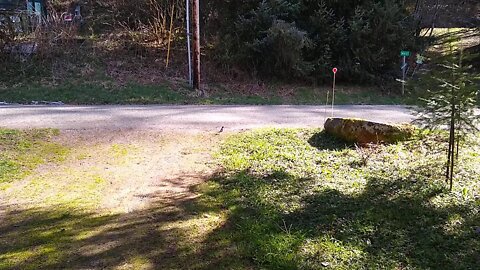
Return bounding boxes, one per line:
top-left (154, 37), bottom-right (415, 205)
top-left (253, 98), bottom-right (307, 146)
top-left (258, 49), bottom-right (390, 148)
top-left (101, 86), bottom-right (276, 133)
top-left (324, 90), bottom-right (329, 123)
top-left (331, 68), bottom-right (338, 117)
top-left (402, 55), bottom-right (406, 96)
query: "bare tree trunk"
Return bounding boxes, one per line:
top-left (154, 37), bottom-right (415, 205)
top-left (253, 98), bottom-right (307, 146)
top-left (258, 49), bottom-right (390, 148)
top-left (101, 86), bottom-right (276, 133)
top-left (413, 0), bottom-right (424, 36)
top-left (448, 83), bottom-right (456, 191)
top-left (414, 0), bottom-right (420, 13)
top-left (449, 128), bottom-right (455, 191)
top-left (446, 131), bottom-right (453, 180)
top-left (423, 0), bottom-right (441, 38)
top-left (192, 0), bottom-right (202, 95)
top-left (456, 136), bottom-right (460, 160)
top-left (165, 1), bottom-right (175, 68)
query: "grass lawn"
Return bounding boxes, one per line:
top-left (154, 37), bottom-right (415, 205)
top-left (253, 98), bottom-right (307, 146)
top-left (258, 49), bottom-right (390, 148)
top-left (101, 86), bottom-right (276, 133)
top-left (0, 128), bottom-right (478, 269)
top-left (0, 129), bottom-right (68, 188)
top-left (204, 129), bottom-right (480, 269)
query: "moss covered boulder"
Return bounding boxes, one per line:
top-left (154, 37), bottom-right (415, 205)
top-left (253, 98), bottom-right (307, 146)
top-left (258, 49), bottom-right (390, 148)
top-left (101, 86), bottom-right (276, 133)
top-left (324, 118), bottom-right (414, 144)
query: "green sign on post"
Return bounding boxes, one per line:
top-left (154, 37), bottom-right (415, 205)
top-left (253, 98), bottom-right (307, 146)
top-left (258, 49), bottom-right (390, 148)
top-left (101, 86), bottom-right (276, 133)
top-left (400, 50), bottom-right (411, 57)
top-left (399, 50), bottom-right (410, 96)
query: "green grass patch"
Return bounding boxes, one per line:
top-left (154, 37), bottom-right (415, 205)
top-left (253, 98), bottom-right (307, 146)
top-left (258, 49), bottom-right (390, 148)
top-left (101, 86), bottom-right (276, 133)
top-left (0, 83), bottom-right (186, 105)
top-left (0, 79), bottom-right (417, 105)
top-left (291, 87), bottom-right (410, 105)
top-left (0, 128), bottom-right (68, 187)
top-left (206, 128), bottom-right (480, 269)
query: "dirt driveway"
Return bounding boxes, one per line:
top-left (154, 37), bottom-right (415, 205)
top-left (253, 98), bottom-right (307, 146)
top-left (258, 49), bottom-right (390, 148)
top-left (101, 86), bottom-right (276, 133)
top-left (0, 129), bottom-right (244, 269)
top-left (3, 129), bottom-right (220, 213)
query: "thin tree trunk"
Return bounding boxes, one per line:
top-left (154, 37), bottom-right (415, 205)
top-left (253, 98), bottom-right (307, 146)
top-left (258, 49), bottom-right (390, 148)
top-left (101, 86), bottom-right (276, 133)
top-left (448, 82), bottom-right (456, 190)
top-left (426, 0), bottom-right (441, 38)
top-left (192, 0), bottom-right (202, 94)
top-left (413, 0), bottom-right (423, 37)
top-left (414, 0), bottom-right (422, 13)
top-left (456, 133), bottom-right (460, 160)
top-left (446, 133), bottom-right (453, 180)
top-left (449, 130), bottom-right (455, 191)
top-left (165, 1), bottom-right (175, 68)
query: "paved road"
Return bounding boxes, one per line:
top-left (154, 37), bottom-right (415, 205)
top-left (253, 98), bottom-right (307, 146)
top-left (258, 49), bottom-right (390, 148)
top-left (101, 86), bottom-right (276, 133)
top-left (0, 105), bottom-right (416, 132)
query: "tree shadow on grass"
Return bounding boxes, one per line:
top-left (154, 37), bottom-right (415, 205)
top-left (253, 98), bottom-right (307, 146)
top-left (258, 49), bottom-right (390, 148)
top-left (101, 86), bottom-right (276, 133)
top-left (0, 183), bottom-right (249, 270)
top-left (205, 167), bottom-right (480, 269)
top-left (285, 179), bottom-right (479, 269)
top-left (1, 158), bottom-right (478, 269)
top-left (308, 130), bottom-right (353, 151)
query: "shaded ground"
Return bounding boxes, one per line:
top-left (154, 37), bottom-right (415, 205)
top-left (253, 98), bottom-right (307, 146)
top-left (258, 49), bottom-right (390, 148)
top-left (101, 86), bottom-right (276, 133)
top-left (0, 129), bottom-right (249, 269)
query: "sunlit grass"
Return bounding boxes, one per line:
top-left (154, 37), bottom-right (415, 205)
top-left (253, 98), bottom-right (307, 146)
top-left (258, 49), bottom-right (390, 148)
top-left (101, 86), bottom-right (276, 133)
top-left (208, 128), bottom-right (480, 269)
top-left (0, 129), bottom-right (68, 188)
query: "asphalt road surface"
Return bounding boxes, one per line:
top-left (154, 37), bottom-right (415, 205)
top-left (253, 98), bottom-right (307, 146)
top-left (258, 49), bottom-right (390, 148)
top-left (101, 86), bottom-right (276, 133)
top-left (0, 105), bottom-right (416, 132)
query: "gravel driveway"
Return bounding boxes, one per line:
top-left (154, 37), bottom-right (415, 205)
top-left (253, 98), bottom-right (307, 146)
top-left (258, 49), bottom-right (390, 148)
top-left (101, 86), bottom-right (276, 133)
top-left (0, 105), bottom-right (416, 131)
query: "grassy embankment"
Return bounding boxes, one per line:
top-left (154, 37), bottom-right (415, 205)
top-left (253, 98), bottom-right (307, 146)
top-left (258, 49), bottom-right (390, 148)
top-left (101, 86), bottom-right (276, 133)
top-left (0, 81), bottom-right (409, 105)
top-left (1, 28), bottom-right (477, 105)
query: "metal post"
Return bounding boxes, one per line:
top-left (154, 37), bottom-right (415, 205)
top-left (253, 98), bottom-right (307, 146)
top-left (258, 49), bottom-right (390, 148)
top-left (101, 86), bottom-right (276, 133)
top-left (186, 0), bottom-right (192, 86)
top-left (402, 56), bottom-right (406, 96)
top-left (192, 0), bottom-right (201, 93)
top-left (331, 72), bottom-right (336, 117)
top-left (324, 90), bottom-right (329, 123)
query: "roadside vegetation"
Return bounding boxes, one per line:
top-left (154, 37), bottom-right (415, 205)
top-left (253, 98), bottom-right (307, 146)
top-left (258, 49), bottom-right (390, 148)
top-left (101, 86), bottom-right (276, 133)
top-left (0, 82), bottom-right (410, 105)
top-left (0, 1), bottom-right (478, 105)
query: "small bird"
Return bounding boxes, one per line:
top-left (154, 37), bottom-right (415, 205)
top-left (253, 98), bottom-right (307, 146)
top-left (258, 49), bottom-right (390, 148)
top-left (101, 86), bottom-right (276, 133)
top-left (218, 126), bottom-right (224, 133)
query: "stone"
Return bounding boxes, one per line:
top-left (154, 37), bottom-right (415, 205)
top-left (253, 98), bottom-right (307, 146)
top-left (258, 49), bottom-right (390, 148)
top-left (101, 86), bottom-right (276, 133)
top-left (324, 118), bottom-right (414, 144)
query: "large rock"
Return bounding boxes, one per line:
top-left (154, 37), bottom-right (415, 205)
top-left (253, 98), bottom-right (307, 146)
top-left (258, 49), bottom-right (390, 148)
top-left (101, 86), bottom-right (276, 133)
top-left (324, 118), bottom-right (414, 144)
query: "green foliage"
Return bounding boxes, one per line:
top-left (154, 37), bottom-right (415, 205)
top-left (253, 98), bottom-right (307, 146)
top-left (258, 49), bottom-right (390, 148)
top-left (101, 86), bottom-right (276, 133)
top-left (345, 1), bottom-right (416, 82)
top-left (415, 35), bottom-right (479, 188)
top-left (256, 20), bottom-right (313, 78)
top-left (416, 48), bottom-right (479, 132)
top-left (216, 0), bottom-right (311, 79)
top-left (210, 0), bottom-right (418, 83)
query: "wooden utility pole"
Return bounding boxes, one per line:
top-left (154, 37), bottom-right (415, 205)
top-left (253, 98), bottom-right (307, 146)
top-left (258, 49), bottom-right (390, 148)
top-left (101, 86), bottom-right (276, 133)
top-left (185, 0), bottom-right (192, 86)
top-left (192, 0), bottom-right (202, 94)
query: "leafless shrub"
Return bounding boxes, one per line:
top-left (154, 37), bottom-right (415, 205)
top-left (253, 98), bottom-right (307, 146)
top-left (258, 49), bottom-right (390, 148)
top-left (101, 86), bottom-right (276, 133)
top-left (354, 144), bottom-right (380, 167)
